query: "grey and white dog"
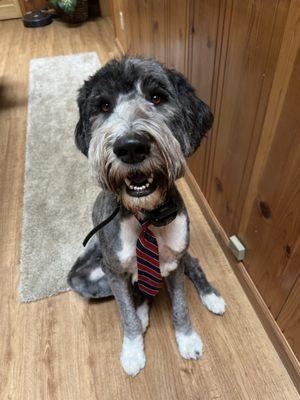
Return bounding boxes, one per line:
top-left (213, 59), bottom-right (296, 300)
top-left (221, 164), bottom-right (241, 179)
top-left (68, 57), bottom-right (226, 376)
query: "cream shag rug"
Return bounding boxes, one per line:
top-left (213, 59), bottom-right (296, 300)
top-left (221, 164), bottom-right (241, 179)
top-left (20, 52), bottom-right (100, 302)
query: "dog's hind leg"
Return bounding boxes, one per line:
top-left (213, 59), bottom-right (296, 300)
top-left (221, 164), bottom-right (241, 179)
top-left (183, 252), bottom-right (226, 315)
top-left (67, 236), bottom-right (113, 299)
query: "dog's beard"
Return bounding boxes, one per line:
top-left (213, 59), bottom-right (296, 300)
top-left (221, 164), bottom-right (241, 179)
top-left (101, 157), bottom-right (169, 213)
top-left (88, 114), bottom-right (186, 212)
top-left (121, 185), bottom-right (166, 213)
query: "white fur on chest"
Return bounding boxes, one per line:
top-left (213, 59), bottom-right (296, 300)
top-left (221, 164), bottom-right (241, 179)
top-left (117, 213), bottom-right (188, 280)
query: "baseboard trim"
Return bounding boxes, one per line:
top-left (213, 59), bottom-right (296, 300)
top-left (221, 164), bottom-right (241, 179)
top-left (185, 167), bottom-right (300, 392)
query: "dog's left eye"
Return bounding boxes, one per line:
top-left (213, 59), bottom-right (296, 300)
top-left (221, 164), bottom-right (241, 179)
top-left (100, 102), bottom-right (110, 113)
top-left (151, 94), bottom-right (161, 105)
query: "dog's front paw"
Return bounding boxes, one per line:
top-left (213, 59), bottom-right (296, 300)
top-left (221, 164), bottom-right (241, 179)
top-left (201, 292), bottom-right (226, 315)
top-left (120, 335), bottom-right (146, 376)
top-left (175, 330), bottom-right (203, 360)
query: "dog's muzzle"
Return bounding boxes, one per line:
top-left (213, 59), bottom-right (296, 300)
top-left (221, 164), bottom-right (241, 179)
top-left (113, 132), bottom-right (158, 198)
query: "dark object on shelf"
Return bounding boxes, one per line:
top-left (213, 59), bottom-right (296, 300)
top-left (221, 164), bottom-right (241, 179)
top-left (23, 10), bottom-right (53, 28)
top-left (57, 0), bottom-right (89, 23)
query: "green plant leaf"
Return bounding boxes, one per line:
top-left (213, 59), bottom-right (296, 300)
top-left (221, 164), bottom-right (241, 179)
top-left (58, 0), bottom-right (77, 14)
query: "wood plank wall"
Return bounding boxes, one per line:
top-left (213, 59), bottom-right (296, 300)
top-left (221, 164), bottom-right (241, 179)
top-left (112, 0), bottom-right (190, 72)
top-left (111, 0), bottom-right (300, 360)
top-left (241, 32), bottom-right (300, 325)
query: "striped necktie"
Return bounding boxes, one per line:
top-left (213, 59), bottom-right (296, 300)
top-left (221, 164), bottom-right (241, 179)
top-left (136, 219), bottom-right (162, 298)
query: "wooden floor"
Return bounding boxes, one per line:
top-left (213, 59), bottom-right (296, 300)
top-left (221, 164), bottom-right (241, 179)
top-left (0, 17), bottom-right (299, 400)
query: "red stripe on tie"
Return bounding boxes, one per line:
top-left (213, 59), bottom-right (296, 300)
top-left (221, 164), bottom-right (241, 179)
top-left (136, 218), bottom-right (162, 298)
top-left (139, 233), bottom-right (158, 253)
top-left (138, 283), bottom-right (157, 296)
top-left (136, 248), bottom-right (159, 267)
top-left (138, 274), bottom-right (162, 288)
top-left (137, 262), bottom-right (162, 280)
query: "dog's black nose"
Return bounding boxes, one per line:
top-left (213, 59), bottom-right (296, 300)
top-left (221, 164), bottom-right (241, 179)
top-left (113, 133), bottom-right (151, 164)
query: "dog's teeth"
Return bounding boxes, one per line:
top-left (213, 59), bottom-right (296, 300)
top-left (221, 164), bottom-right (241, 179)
top-left (130, 185), bottom-right (134, 189)
top-left (148, 176), bottom-right (154, 184)
top-left (134, 186), bottom-right (138, 190)
top-left (125, 178), bottom-right (131, 186)
top-left (146, 183), bottom-right (150, 188)
top-left (140, 185), bottom-right (146, 190)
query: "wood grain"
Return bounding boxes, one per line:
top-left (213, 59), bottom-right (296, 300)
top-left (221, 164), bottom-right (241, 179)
top-left (277, 276), bottom-right (300, 360)
top-left (111, 0), bottom-right (127, 53)
top-left (188, 0), bottom-right (300, 360)
top-left (111, 0), bottom-right (189, 73)
top-left (240, 44), bottom-right (300, 325)
top-left (185, 167), bottom-right (300, 393)
top-left (206, 0), bottom-right (289, 234)
top-left (187, 0), bottom-right (221, 191)
top-left (0, 16), bottom-right (299, 399)
top-left (239, 0), bottom-right (300, 236)
top-left (237, 1), bottom-right (300, 348)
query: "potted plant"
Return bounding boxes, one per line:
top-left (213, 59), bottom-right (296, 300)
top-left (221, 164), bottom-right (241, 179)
top-left (51, 0), bottom-right (88, 23)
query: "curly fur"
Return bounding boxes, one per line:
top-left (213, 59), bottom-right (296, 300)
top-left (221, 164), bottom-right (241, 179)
top-left (68, 57), bottom-right (225, 377)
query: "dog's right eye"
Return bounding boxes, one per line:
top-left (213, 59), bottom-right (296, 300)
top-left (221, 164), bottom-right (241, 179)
top-left (100, 102), bottom-right (110, 113)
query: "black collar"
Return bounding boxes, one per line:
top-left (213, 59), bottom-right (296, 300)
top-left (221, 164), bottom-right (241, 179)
top-left (82, 197), bottom-right (178, 247)
top-left (142, 197), bottom-right (178, 227)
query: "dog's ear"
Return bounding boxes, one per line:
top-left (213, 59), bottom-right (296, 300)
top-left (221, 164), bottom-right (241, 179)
top-left (75, 83), bottom-right (92, 157)
top-left (167, 69), bottom-right (213, 157)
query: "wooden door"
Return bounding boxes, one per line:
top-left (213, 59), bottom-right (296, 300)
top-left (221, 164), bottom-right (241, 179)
top-left (239, 43), bottom-right (300, 321)
top-left (0, 0), bottom-right (22, 19)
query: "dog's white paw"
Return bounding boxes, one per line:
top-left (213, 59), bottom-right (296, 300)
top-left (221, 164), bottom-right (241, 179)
top-left (175, 330), bottom-right (203, 360)
top-left (120, 335), bottom-right (146, 376)
top-left (136, 302), bottom-right (149, 333)
top-left (201, 292), bottom-right (226, 315)
top-left (88, 266), bottom-right (105, 281)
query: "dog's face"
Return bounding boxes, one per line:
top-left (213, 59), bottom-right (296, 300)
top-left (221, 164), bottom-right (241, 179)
top-left (75, 57), bottom-right (213, 212)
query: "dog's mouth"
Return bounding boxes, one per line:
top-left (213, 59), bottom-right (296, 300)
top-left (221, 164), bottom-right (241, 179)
top-left (124, 172), bottom-right (157, 198)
